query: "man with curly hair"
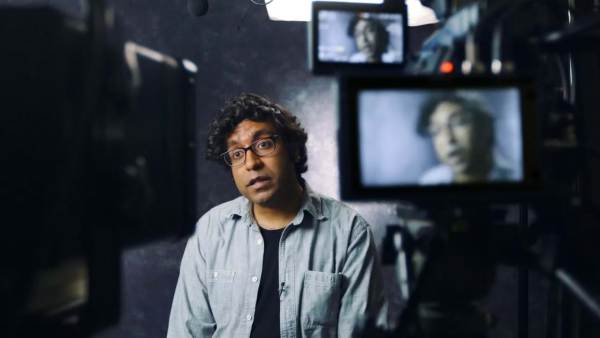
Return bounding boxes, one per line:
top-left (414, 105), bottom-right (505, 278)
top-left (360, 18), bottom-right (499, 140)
top-left (167, 93), bottom-right (385, 338)
top-left (416, 92), bottom-right (514, 184)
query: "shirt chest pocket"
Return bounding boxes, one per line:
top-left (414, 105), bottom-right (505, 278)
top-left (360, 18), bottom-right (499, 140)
top-left (300, 270), bottom-right (343, 330)
top-left (207, 269), bottom-right (236, 323)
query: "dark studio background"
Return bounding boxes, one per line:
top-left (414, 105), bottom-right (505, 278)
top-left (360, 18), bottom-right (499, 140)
top-left (6, 0), bottom-right (595, 337)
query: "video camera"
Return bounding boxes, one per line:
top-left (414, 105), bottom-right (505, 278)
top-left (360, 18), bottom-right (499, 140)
top-left (307, 0), bottom-right (600, 337)
top-left (1, 0), bottom-right (197, 336)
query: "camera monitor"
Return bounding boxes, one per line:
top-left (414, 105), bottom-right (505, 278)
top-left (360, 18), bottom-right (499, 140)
top-left (310, 1), bottom-right (407, 74)
top-left (338, 76), bottom-right (540, 202)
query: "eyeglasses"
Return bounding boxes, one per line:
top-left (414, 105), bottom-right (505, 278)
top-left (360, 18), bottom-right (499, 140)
top-left (221, 135), bottom-right (280, 167)
top-left (427, 113), bottom-right (473, 136)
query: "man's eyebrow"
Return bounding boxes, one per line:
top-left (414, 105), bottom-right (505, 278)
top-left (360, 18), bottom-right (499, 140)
top-left (446, 108), bottom-right (469, 118)
top-left (226, 140), bottom-right (238, 149)
top-left (226, 129), bottom-right (275, 148)
top-left (252, 129), bottom-right (275, 140)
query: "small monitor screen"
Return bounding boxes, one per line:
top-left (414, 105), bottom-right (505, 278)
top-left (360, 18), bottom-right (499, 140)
top-left (358, 88), bottom-right (523, 187)
top-left (310, 2), bottom-right (407, 74)
top-left (318, 10), bottom-right (405, 64)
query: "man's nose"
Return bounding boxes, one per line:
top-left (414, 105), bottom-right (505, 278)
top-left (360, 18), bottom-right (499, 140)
top-left (244, 149), bottom-right (263, 170)
top-left (439, 126), bottom-right (457, 143)
top-left (357, 35), bottom-right (365, 45)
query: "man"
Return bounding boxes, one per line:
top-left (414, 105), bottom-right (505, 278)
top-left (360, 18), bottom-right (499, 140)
top-left (347, 15), bottom-right (393, 63)
top-left (167, 93), bottom-right (385, 338)
top-left (416, 92), bottom-right (513, 184)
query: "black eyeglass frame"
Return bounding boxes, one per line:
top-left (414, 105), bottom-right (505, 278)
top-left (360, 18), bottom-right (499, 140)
top-left (220, 134), bottom-right (281, 167)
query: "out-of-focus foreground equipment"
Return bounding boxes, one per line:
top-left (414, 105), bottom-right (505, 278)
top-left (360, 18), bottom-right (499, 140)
top-left (1, 0), bottom-right (198, 337)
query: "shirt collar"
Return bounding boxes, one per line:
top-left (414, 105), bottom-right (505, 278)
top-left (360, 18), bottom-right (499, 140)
top-left (227, 183), bottom-right (326, 227)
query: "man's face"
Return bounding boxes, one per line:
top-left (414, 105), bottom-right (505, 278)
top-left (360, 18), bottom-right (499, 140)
top-left (353, 19), bottom-right (381, 58)
top-left (226, 119), bottom-right (298, 206)
top-left (428, 101), bottom-right (479, 176)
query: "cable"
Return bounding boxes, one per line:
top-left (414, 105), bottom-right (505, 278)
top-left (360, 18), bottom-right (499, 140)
top-left (555, 269), bottom-right (600, 321)
top-left (249, 0), bottom-right (275, 5)
top-left (526, 248), bottom-right (600, 323)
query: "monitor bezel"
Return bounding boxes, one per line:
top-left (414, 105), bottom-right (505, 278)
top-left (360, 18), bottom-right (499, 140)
top-left (338, 76), bottom-right (542, 203)
top-left (309, 1), bottom-right (408, 75)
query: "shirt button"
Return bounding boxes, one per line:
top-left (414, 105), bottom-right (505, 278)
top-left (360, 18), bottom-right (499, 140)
top-left (251, 276), bottom-right (258, 283)
top-left (257, 239), bottom-right (263, 245)
top-left (213, 271), bottom-right (218, 278)
top-left (246, 314), bottom-right (253, 321)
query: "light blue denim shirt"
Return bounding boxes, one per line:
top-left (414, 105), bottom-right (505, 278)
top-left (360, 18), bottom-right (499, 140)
top-left (167, 186), bottom-right (385, 338)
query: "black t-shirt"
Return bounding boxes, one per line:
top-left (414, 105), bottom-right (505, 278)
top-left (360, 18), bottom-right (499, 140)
top-left (250, 227), bottom-right (284, 338)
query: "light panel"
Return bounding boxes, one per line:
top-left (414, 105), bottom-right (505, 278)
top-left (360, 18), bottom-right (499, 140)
top-left (266, 0), bottom-right (384, 22)
top-left (266, 0), bottom-right (438, 26)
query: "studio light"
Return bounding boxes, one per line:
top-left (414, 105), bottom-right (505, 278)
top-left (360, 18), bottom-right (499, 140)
top-left (266, 0), bottom-right (438, 26)
top-left (266, 0), bottom-right (383, 22)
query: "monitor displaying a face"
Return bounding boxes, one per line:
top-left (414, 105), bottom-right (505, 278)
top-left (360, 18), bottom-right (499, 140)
top-left (318, 10), bottom-right (404, 64)
top-left (358, 88), bottom-right (524, 186)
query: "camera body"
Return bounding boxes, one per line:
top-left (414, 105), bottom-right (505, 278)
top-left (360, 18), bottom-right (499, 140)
top-left (1, 4), bottom-right (197, 335)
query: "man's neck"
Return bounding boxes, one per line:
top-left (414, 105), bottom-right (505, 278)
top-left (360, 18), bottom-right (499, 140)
top-left (455, 172), bottom-right (486, 183)
top-left (252, 182), bottom-right (304, 230)
top-left (365, 53), bottom-right (381, 63)
top-left (455, 156), bottom-right (493, 183)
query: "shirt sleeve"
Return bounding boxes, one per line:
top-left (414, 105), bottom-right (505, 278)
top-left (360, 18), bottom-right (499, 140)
top-left (337, 217), bottom-right (386, 338)
top-left (167, 216), bottom-right (216, 338)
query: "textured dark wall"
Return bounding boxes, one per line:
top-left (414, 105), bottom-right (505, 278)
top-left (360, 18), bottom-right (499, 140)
top-left (4, 1), bottom-right (549, 337)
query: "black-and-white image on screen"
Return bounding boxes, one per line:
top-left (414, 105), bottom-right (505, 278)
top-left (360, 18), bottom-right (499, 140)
top-left (318, 10), bottom-right (404, 64)
top-left (359, 88), bottom-right (524, 186)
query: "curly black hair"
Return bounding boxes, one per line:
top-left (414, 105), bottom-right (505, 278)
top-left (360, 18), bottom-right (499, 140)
top-left (206, 93), bottom-right (308, 182)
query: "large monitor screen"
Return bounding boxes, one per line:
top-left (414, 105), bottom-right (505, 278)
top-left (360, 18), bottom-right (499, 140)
top-left (359, 88), bottom-right (523, 186)
top-left (310, 2), bottom-right (407, 74)
top-left (338, 77), bottom-right (540, 202)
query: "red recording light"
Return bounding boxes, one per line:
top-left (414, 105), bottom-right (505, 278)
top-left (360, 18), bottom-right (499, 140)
top-left (439, 61), bottom-right (454, 74)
